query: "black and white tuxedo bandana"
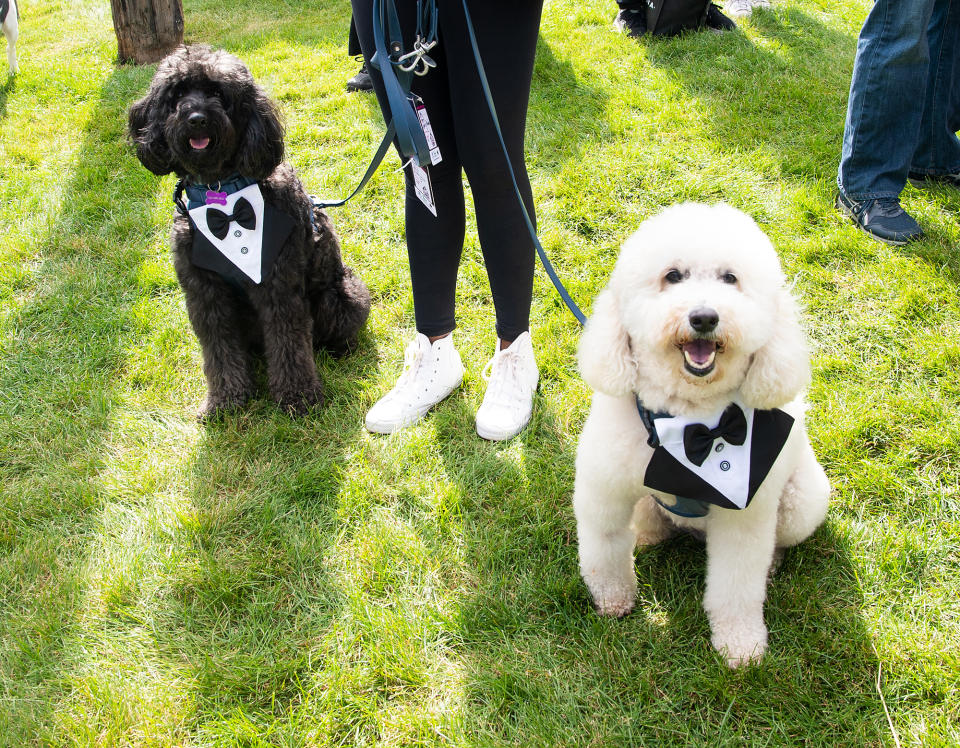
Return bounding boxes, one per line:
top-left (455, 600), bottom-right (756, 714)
top-left (184, 180), bottom-right (294, 286)
top-left (639, 397), bottom-right (795, 515)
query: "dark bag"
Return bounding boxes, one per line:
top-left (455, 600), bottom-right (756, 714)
top-left (646, 0), bottom-right (711, 36)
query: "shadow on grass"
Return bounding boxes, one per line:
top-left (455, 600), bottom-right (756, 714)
top-left (528, 38), bottom-right (612, 177)
top-left (137, 402), bottom-right (365, 739)
top-left (639, 8), bottom-right (856, 186)
top-left (436, 405), bottom-right (886, 743)
top-left (0, 8), bottom-right (376, 732)
top-left (0, 66), bottom-right (159, 741)
top-left (0, 74), bottom-right (14, 118)
top-left (182, 0), bottom-right (354, 51)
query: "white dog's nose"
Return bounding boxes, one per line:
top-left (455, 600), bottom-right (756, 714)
top-left (689, 306), bottom-right (719, 333)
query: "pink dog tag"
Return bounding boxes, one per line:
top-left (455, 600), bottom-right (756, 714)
top-left (205, 191), bottom-right (228, 206)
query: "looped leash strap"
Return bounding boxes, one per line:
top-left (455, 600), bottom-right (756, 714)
top-left (314, 0), bottom-right (435, 207)
top-left (371, 0), bottom-right (433, 166)
top-left (459, 0), bottom-right (586, 325)
top-left (313, 121), bottom-right (396, 209)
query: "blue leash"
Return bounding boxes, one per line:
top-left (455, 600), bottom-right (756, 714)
top-left (317, 0), bottom-right (586, 324)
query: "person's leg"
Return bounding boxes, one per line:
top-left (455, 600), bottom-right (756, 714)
top-left (350, 0), bottom-right (465, 338)
top-left (910, 0), bottom-right (960, 180)
top-left (838, 0), bottom-right (937, 200)
top-left (346, 14), bottom-right (374, 92)
top-left (350, 1), bottom-right (469, 433)
top-left (440, 0), bottom-right (543, 344)
top-left (348, 15), bottom-right (362, 57)
top-left (439, 0), bottom-right (544, 439)
top-left (836, 0), bottom-right (937, 243)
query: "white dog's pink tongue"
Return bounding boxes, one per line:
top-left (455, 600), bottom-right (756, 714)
top-left (190, 137), bottom-right (210, 150)
top-left (683, 339), bottom-right (716, 365)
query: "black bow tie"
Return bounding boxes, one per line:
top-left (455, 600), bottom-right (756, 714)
top-left (207, 197), bottom-right (256, 240)
top-left (683, 404), bottom-right (748, 466)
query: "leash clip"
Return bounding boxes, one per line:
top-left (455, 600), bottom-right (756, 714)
top-left (397, 37), bottom-right (437, 76)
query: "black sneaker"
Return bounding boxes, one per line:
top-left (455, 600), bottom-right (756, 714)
top-left (346, 64), bottom-right (373, 93)
top-left (907, 170), bottom-right (960, 189)
top-left (613, 9), bottom-right (648, 37)
top-left (705, 3), bottom-right (737, 31)
top-left (835, 191), bottom-right (924, 245)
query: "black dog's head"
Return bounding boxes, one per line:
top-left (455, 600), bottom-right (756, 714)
top-left (128, 45), bottom-right (284, 183)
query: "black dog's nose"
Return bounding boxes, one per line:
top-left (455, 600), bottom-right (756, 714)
top-left (187, 111), bottom-right (207, 128)
top-left (689, 306), bottom-right (719, 333)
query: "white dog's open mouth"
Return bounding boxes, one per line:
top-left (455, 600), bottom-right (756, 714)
top-left (682, 339), bottom-right (718, 377)
top-left (189, 136), bottom-right (210, 150)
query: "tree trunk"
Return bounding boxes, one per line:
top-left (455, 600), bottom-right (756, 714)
top-left (110, 0), bottom-right (184, 65)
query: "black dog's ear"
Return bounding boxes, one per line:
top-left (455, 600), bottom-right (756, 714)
top-left (235, 83), bottom-right (284, 179)
top-left (128, 85), bottom-right (175, 176)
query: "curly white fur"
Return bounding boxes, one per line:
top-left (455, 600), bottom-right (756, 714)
top-left (573, 203), bottom-right (830, 667)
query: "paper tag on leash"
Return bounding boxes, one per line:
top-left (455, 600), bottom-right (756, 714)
top-left (410, 162), bottom-right (437, 216)
top-left (411, 95), bottom-right (442, 166)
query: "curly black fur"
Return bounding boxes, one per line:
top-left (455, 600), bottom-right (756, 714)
top-left (128, 45), bottom-right (370, 418)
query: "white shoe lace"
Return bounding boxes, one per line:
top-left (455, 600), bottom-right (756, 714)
top-left (481, 346), bottom-right (529, 413)
top-left (382, 336), bottom-right (429, 403)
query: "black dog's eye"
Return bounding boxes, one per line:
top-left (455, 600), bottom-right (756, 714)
top-left (664, 269), bottom-right (683, 284)
top-left (721, 272), bottom-right (738, 285)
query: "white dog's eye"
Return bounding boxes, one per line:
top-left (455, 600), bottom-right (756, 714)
top-left (721, 272), bottom-right (738, 285)
top-left (665, 269), bottom-right (683, 284)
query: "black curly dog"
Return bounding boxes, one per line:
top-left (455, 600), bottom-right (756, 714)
top-left (128, 45), bottom-right (370, 418)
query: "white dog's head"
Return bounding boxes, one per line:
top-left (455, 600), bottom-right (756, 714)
top-left (578, 203), bottom-right (809, 412)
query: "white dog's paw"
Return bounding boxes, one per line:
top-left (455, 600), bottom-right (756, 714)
top-left (710, 622), bottom-right (768, 668)
top-left (584, 575), bottom-right (637, 618)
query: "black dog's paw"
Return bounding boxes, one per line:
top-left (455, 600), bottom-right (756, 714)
top-left (197, 393), bottom-right (248, 422)
top-left (275, 382), bottom-right (324, 416)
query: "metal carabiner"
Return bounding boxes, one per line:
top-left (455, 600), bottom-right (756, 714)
top-left (396, 37), bottom-right (437, 75)
top-left (411, 53), bottom-right (436, 76)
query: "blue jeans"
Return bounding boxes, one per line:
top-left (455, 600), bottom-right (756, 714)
top-left (838, 0), bottom-right (960, 201)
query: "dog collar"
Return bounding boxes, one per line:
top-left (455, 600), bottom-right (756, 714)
top-left (174, 175), bottom-right (258, 214)
top-left (636, 397), bottom-right (794, 517)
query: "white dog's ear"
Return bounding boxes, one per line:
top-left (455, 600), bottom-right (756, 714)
top-left (578, 288), bottom-right (637, 396)
top-left (740, 285), bottom-right (810, 409)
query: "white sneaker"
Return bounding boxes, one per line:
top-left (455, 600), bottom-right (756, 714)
top-left (726, 0), bottom-right (769, 16)
top-left (365, 333), bottom-right (464, 434)
top-left (726, 0), bottom-right (752, 16)
top-left (475, 331), bottom-right (539, 441)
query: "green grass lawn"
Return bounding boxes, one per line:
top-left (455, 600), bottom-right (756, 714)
top-left (2, 0), bottom-right (959, 744)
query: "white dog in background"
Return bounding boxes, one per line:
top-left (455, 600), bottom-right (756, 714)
top-left (2, 0), bottom-right (17, 75)
top-left (573, 203), bottom-right (830, 668)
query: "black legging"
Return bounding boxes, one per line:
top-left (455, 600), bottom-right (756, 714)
top-left (350, 0), bottom-right (544, 341)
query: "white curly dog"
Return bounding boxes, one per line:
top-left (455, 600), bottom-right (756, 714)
top-left (573, 203), bottom-right (830, 668)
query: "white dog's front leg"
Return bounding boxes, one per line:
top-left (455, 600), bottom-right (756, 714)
top-left (574, 469), bottom-right (640, 618)
top-left (703, 497), bottom-right (778, 668)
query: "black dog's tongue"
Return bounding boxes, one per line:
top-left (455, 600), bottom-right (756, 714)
top-left (190, 137), bottom-right (210, 150)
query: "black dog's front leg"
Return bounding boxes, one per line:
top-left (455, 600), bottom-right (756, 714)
top-left (180, 272), bottom-right (256, 420)
top-left (256, 287), bottom-right (324, 415)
